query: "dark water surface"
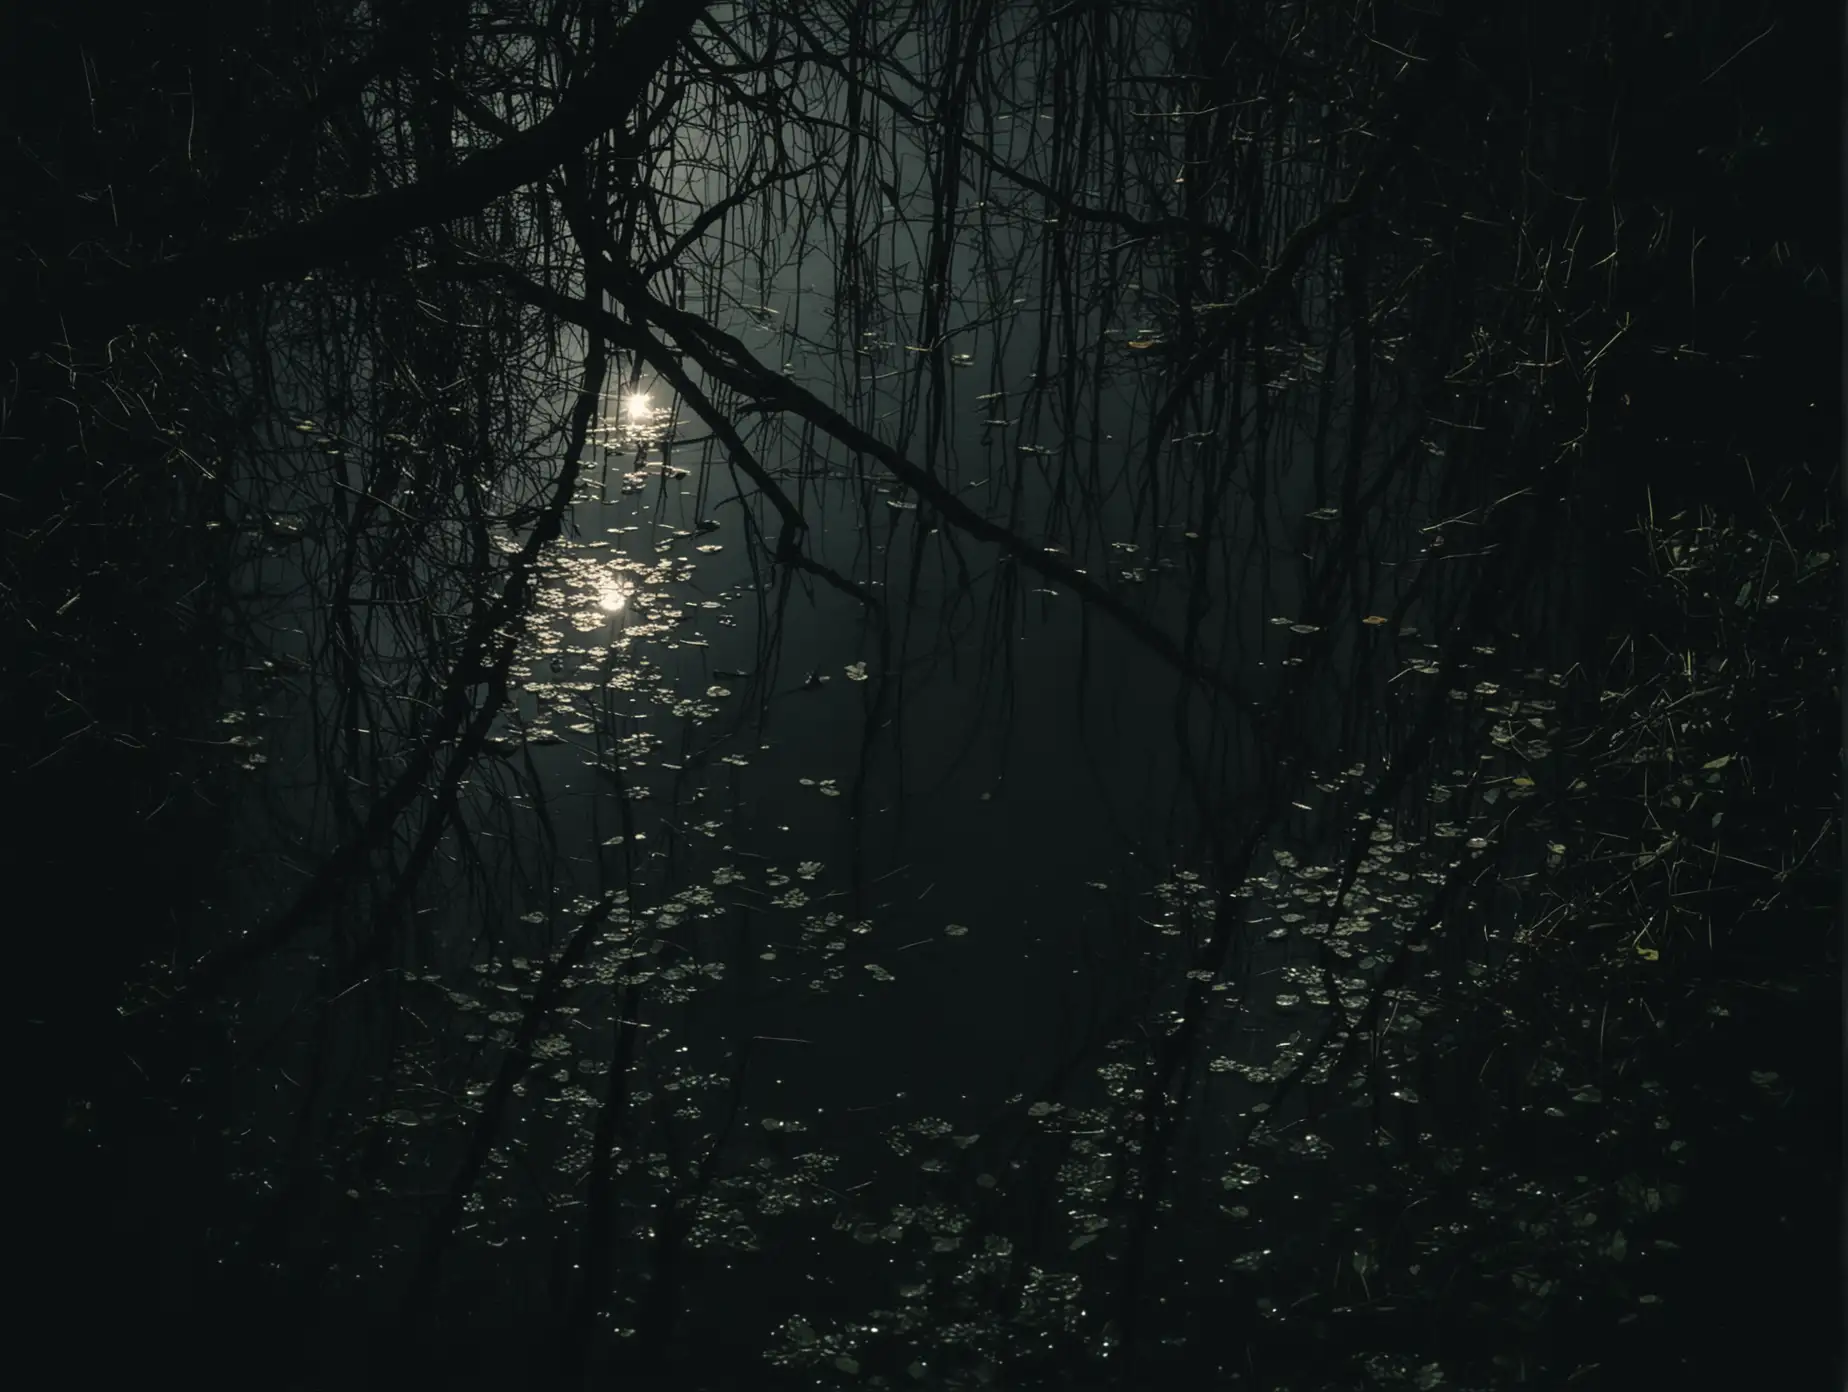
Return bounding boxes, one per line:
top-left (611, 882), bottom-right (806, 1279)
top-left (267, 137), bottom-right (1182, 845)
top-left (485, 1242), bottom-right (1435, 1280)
top-left (172, 150), bottom-right (1568, 1379)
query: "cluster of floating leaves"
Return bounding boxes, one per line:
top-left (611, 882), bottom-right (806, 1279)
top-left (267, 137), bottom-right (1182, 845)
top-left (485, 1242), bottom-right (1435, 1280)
top-left (339, 798), bottom-right (909, 1263)
top-left (781, 639), bottom-right (1592, 1376)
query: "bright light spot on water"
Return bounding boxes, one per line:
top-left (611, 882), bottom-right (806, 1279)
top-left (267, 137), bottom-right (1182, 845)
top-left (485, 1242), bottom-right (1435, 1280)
top-left (599, 587), bottom-right (627, 612)
top-left (624, 392), bottom-right (650, 416)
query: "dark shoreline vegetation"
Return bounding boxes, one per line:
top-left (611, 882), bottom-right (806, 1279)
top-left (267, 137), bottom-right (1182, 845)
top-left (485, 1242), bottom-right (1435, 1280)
top-left (5, 1), bottom-right (1837, 1387)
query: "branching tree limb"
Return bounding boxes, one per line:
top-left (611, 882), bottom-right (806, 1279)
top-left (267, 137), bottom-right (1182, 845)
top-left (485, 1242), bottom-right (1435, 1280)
top-left (22, 0), bottom-right (710, 347)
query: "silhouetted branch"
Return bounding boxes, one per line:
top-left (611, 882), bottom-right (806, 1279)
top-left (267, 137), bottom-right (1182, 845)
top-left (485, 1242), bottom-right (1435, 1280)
top-left (24, 0), bottom-right (710, 346)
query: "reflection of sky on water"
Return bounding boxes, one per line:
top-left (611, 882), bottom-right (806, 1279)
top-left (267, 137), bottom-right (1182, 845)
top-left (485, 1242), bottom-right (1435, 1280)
top-left (486, 236), bottom-right (1545, 1211)
top-left (183, 12), bottom-right (1587, 1364)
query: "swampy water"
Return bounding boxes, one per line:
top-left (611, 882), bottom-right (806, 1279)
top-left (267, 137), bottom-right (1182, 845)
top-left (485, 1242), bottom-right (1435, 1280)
top-left (204, 334), bottom-right (1563, 1377)
top-left (11, 2), bottom-right (1836, 1389)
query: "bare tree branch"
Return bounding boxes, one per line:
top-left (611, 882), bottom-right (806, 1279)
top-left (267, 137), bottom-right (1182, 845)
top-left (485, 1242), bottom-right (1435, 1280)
top-left (29, 0), bottom-right (710, 345)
